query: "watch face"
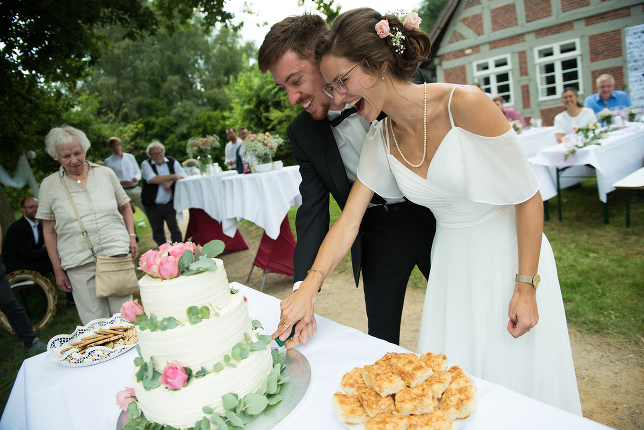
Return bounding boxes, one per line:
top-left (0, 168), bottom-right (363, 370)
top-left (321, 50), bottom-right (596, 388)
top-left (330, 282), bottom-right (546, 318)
top-left (534, 275), bottom-right (541, 287)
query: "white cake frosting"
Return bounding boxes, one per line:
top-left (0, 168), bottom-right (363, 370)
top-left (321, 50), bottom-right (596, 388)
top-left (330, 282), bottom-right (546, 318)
top-left (132, 258), bottom-right (273, 429)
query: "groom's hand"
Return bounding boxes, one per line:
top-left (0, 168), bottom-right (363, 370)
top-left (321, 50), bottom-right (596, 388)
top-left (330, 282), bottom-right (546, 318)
top-left (285, 316), bottom-right (318, 348)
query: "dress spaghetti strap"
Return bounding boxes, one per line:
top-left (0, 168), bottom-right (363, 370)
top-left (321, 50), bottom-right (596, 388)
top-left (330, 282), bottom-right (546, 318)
top-left (447, 87), bottom-right (457, 128)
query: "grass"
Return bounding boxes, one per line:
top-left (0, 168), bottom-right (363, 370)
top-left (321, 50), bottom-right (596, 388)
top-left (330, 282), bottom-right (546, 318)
top-left (1, 181), bottom-right (642, 415)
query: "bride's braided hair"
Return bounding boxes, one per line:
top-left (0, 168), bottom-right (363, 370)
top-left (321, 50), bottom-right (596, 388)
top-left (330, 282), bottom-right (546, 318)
top-left (315, 8), bottom-right (431, 81)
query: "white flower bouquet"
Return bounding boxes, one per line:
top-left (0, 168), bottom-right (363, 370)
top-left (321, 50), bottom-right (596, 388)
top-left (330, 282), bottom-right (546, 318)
top-left (243, 132), bottom-right (284, 164)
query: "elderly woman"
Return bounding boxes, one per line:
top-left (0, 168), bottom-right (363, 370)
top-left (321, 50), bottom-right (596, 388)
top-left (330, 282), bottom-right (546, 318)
top-left (554, 87), bottom-right (597, 143)
top-left (37, 125), bottom-right (138, 325)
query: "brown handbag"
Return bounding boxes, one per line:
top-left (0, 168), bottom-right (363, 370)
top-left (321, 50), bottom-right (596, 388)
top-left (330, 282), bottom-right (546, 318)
top-left (60, 174), bottom-right (139, 298)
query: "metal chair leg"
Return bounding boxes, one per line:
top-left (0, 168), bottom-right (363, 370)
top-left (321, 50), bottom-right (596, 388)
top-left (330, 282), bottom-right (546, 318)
top-left (260, 271), bottom-right (268, 292)
top-left (247, 265), bottom-right (254, 283)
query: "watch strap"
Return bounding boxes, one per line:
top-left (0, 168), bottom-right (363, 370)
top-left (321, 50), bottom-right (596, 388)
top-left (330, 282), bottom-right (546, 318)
top-left (515, 274), bottom-right (538, 288)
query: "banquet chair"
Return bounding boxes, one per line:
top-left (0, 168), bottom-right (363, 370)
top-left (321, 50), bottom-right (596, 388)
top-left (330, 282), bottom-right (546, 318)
top-left (0, 270), bottom-right (58, 334)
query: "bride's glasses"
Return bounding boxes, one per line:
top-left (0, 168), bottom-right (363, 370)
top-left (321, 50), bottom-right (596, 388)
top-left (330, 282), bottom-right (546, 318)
top-left (323, 62), bottom-right (360, 98)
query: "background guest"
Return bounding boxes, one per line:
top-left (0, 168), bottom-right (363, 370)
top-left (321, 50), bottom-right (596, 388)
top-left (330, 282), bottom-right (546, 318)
top-left (584, 74), bottom-right (632, 114)
top-left (472, 82), bottom-right (493, 98)
top-left (224, 127), bottom-right (243, 171)
top-left (554, 87), bottom-right (598, 143)
top-left (37, 125), bottom-right (138, 325)
top-left (104, 137), bottom-right (146, 217)
top-left (0, 225), bottom-right (45, 353)
top-left (140, 141), bottom-right (186, 246)
top-left (493, 96), bottom-right (526, 128)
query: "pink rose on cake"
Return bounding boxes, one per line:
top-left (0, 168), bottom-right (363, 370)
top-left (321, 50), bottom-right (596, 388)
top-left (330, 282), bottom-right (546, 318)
top-left (121, 299), bottom-right (144, 322)
top-left (159, 361), bottom-right (188, 390)
top-left (138, 240), bottom-right (224, 280)
top-left (138, 250), bottom-right (161, 277)
top-left (116, 387), bottom-right (137, 411)
top-left (168, 242), bottom-right (197, 260)
top-left (158, 254), bottom-right (179, 280)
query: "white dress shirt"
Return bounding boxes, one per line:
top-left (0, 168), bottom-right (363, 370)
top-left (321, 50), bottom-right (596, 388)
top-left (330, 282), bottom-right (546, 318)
top-left (25, 217), bottom-right (39, 243)
top-left (141, 157), bottom-right (187, 205)
top-left (225, 139), bottom-right (243, 169)
top-left (553, 108), bottom-right (598, 136)
top-left (104, 152), bottom-right (142, 186)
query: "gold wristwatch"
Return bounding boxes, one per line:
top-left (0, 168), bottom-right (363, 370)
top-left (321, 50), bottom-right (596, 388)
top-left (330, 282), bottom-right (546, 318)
top-left (515, 274), bottom-right (540, 288)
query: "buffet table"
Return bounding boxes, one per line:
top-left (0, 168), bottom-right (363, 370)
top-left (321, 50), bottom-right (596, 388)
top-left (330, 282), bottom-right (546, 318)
top-left (0, 283), bottom-right (611, 430)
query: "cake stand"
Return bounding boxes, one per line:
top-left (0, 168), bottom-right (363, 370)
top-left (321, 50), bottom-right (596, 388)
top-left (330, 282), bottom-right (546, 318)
top-left (117, 348), bottom-right (311, 429)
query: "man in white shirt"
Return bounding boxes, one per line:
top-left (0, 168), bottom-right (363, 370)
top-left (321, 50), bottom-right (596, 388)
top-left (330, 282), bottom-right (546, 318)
top-left (140, 141), bottom-right (187, 246)
top-left (104, 137), bottom-right (145, 216)
top-left (224, 127), bottom-right (243, 171)
top-left (258, 14), bottom-right (435, 347)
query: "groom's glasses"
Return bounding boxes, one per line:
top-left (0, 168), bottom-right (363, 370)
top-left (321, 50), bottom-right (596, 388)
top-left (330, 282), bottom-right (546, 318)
top-left (323, 62), bottom-right (360, 99)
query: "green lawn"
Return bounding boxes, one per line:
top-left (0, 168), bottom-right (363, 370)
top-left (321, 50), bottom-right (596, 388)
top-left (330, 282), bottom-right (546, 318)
top-left (1, 181), bottom-right (642, 414)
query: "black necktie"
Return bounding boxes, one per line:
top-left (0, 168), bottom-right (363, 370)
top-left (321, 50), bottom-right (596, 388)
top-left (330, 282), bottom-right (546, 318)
top-left (329, 107), bottom-right (357, 127)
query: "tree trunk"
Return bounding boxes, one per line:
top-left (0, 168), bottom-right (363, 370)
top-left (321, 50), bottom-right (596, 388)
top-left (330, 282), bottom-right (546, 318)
top-left (0, 185), bottom-right (16, 241)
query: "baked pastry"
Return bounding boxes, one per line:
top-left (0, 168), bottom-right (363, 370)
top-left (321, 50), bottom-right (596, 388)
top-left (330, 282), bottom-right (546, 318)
top-left (363, 364), bottom-right (407, 397)
top-left (331, 392), bottom-right (371, 424)
top-left (419, 352), bottom-right (449, 372)
top-left (394, 384), bottom-right (438, 415)
top-left (446, 366), bottom-right (473, 389)
top-left (422, 371), bottom-right (452, 398)
top-left (365, 412), bottom-right (410, 430)
top-left (357, 387), bottom-right (396, 417)
top-left (341, 367), bottom-right (368, 395)
top-left (407, 411), bottom-right (453, 430)
top-left (440, 385), bottom-right (477, 421)
top-left (387, 353), bottom-right (434, 387)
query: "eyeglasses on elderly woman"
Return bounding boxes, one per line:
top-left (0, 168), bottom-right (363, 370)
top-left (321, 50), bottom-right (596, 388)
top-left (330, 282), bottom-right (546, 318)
top-left (322, 62), bottom-right (361, 99)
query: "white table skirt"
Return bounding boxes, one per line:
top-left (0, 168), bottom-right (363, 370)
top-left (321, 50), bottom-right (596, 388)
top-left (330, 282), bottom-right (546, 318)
top-left (518, 127), bottom-right (559, 158)
top-left (530, 123), bottom-right (644, 203)
top-left (219, 166), bottom-right (302, 239)
top-left (173, 170), bottom-right (239, 222)
top-left (1, 283), bottom-right (611, 430)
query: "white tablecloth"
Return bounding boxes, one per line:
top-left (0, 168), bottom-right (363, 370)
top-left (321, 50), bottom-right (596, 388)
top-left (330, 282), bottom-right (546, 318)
top-left (0, 283), bottom-right (611, 430)
top-left (518, 127), bottom-right (559, 158)
top-left (529, 123), bottom-right (644, 202)
top-left (173, 170), bottom-right (239, 222)
top-left (219, 166), bottom-right (302, 239)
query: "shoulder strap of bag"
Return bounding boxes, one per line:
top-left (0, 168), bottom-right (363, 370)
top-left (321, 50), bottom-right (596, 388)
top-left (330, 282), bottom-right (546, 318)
top-left (59, 174), bottom-right (96, 260)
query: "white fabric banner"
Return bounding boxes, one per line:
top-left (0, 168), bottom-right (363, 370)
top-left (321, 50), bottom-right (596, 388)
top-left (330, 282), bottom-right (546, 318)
top-left (0, 154), bottom-right (40, 197)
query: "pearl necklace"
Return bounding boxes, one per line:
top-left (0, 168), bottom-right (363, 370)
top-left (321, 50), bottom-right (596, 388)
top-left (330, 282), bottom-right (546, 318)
top-left (390, 82), bottom-right (427, 168)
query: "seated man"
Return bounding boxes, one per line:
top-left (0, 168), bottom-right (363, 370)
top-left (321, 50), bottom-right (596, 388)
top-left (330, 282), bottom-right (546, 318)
top-left (583, 74), bottom-right (632, 114)
top-left (493, 96), bottom-right (526, 128)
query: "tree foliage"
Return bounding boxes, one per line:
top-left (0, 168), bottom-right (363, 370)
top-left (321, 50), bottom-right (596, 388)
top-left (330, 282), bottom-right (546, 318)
top-left (418, 0), bottom-right (450, 34)
top-left (297, 0), bottom-right (342, 24)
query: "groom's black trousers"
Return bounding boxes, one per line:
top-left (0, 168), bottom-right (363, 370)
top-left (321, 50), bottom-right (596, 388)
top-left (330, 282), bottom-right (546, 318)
top-left (359, 200), bottom-right (434, 345)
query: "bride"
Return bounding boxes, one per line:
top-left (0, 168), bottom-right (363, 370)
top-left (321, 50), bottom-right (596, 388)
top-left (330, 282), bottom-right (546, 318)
top-left (273, 8), bottom-right (582, 415)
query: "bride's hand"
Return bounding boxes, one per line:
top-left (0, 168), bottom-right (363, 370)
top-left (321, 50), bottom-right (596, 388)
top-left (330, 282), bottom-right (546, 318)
top-left (507, 282), bottom-right (539, 338)
top-left (272, 282), bottom-right (317, 342)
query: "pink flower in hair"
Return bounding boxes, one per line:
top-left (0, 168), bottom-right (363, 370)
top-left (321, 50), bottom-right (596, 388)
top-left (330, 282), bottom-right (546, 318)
top-left (375, 20), bottom-right (390, 38)
top-left (403, 12), bottom-right (422, 30)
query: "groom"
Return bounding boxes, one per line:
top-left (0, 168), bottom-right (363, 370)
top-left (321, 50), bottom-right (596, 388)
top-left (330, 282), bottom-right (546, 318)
top-left (258, 14), bottom-right (436, 346)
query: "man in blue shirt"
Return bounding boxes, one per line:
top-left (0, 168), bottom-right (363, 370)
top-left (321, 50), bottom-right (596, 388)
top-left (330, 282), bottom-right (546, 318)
top-left (584, 74), bottom-right (632, 114)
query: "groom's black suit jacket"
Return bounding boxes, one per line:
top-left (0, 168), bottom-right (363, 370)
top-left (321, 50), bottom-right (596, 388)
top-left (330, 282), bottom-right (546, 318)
top-left (1, 216), bottom-right (53, 275)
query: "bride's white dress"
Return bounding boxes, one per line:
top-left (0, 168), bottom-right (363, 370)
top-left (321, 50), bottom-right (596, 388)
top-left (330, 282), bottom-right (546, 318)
top-left (357, 88), bottom-right (582, 415)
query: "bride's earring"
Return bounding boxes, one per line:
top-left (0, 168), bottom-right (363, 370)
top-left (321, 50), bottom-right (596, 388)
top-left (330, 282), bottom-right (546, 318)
top-left (382, 69), bottom-right (386, 80)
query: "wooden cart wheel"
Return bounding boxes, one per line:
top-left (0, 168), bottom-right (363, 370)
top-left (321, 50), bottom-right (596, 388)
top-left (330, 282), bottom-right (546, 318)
top-left (0, 270), bottom-right (58, 333)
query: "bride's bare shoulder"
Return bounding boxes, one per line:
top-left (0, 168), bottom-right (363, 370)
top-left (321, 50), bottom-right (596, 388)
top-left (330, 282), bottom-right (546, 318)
top-left (448, 86), bottom-right (511, 137)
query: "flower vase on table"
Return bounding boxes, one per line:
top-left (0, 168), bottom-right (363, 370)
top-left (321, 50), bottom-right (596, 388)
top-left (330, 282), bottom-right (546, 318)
top-left (197, 155), bottom-right (213, 175)
top-left (186, 135), bottom-right (220, 176)
top-left (254, 155), bottom-right (273, 173)
top-left (243, 132), bottom-right (284, 173)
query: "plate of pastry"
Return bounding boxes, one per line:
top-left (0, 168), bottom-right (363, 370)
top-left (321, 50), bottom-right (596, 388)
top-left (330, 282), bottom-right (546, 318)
top-left (332, 352), bottom-right (477, 430)
top-left (44, 314), bottom-right (137, 367)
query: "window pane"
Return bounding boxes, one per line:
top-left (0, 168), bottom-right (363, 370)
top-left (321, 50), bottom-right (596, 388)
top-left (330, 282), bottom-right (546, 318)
top-left (496, 72), bottom-right (509, 84)
top-left (561, 58), bottom-right (578, 71)
top-left (560, 41), bottom-right (577, 54)
top-left (565, 82), bottom-right (580, 91)
top-left (546, 86), bottom-right (557, 97)
top-left (538, 47), bottom-right (554, 58)
top-left (494, 57), bottom-right (508, 68)
top-left (481, 76), bottom-right (491, 86)
top-left (562, 71), bottom-right (578, 82)
top-left (497, 84), bottom-right (510, 94)
top-left (546, 75), bottom-right (556, 85)
top-left (476, 62), bottom-right (489, 72)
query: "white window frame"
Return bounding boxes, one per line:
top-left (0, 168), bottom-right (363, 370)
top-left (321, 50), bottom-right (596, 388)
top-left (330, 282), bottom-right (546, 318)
top-left (534, 38), bottom-right (583, 102)
top-left (472, 54), bottom-right (514, 106)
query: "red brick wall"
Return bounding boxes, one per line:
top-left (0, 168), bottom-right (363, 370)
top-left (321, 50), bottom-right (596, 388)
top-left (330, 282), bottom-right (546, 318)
top-left (584, 7), bottom-right (631, 26)
top-left (590, 66), bottom-right (625, 93)
top-left (464, 0), bottom-right (481, 9)
top-left (525, 0), bottom-right (552, 23)
top-left (443, 65), bottom-right (468, 85)
top-left (489, 35), bottom-right (525, 50)
top-left (521, 84), bottom-right (531, 110)
top-left (491, 4), bottom-right (518, 32)
top-left (589, 30), bottom-right (623, 63)
top-left (540, 106), bottom-right (565, 127)
top-left (535, 22), bottom-right (574, 39)
top-left (439, 46), bottom-right (481, 62)
top-left (460, 13), bottom-right (484, 36)
top-left (561, 0), bottom-right (590, 13)
top-left (448, 30), bottom-right (468, 44)
top-left (518, 51), bottom-right (528, 77)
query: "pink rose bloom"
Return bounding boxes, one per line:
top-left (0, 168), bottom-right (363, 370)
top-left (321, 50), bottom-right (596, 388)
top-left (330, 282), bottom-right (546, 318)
top-left (572, 125), bottom-right (579, 132)
top-left (375, 20), bottom-right (390, 38)
top-left (139, 249), bottom-right (160, 271)
top-left (403, 12), bottom-right (422, 30)
top-left (116, 387), bottom-right (137, 411)
top-left (159, 361), bottom-right (188, 390)
top-left (158, 243), bottom-right (172, 254)
top-left (588, 123), bottom-right (595, 130)
top-left (168, 243), bottom-right (188, 259)
top-left (249, 134), bottom-right (257, 139)
top-left (158, 255), bottom-right (179, 280)
top-left (121, 299), bottom-right (144, 322)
